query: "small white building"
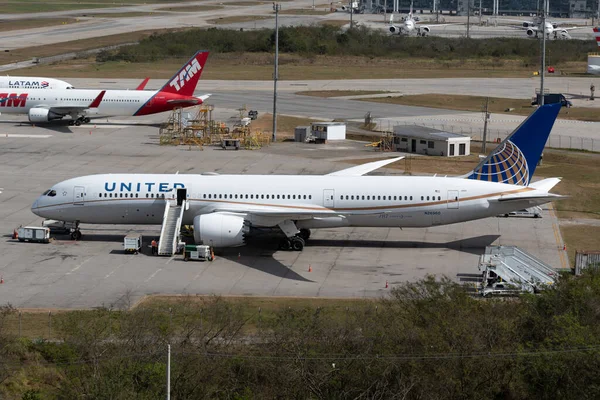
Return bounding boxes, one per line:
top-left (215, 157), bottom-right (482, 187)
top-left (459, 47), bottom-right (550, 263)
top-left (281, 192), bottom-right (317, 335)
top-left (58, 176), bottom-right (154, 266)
top-left (311, 122), bottom-right (346, 141)
top-left (392, 125), bottom-right (470, 157)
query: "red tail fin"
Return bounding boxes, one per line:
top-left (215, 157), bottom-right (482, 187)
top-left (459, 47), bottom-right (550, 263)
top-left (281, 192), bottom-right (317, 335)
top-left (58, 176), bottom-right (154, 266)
top-left (136, 77), bottom-right (150, 90)
top-left (158, 51), bottom-right (209, 97)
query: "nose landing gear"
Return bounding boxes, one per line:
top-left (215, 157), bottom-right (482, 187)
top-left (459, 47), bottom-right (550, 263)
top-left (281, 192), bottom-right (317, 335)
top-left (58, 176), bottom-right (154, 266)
top-left (70, 221), bottom-right (82, 240)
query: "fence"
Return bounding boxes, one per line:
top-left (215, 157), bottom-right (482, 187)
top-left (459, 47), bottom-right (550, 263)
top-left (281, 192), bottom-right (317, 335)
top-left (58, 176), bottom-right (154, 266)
top-left (375, 120), bottom-right (599, 152)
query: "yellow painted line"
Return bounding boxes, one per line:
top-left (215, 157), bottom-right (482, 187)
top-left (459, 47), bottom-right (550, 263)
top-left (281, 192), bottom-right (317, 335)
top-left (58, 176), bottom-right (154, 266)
top-left (548, 203), bottom-right (568, 269)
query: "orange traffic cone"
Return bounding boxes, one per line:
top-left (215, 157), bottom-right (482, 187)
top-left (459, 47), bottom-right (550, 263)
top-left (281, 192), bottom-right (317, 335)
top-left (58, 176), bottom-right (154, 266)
top-left (385, 280), bottom-right (388, 289)
top-left (308, 265), bottom-right (312, 272)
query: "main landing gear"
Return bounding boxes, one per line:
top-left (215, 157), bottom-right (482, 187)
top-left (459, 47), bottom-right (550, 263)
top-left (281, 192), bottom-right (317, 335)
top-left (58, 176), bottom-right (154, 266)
top-left (70, 221), bottom-right (82, 240)
top-left (68, 117), bottom-right (91, 126)
top-left (277, 221), bottom-right (311, 252)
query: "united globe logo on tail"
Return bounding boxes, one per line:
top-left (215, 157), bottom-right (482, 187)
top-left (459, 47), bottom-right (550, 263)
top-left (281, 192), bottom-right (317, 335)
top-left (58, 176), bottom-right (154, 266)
top-left (465, 103), bottom-right (562, 186)
top-left (467, 141), bottom-right (529, 185)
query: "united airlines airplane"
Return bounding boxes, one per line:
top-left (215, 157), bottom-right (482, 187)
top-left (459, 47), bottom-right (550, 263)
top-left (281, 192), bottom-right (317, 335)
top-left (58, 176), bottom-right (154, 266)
top-left (31, 104), bottom-right (564, 251)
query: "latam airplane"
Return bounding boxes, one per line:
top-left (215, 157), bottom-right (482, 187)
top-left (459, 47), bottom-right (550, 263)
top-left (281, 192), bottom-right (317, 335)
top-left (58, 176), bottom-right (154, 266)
top-left (31, 104), bottom-right (564, 250)
top-left (0, 76), bottom-right (73, 90)
top-left (0, 51), bottom-right (210, 126)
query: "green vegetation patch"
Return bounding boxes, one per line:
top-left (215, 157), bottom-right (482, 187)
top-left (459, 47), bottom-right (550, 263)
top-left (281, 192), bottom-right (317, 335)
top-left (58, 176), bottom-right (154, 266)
top-left (279, 8), bottom-right (333, 15)
top-left (95, 25), bottom-right (598, 64)
top-left (5, 273), bottom-right (600, 398)
top-left (157, 5), bottom-right (224, 12)
top-left (206, 15), bottom-right (273, 25)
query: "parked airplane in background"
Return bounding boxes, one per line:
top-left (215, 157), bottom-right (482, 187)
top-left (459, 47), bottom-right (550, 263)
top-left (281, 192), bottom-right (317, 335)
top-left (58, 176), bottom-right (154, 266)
top-left (389, 3), bottom-right (458, 36)
top-left (587, 27), bottom-right (600, 74)
top-left (0, 76), bottom-right (74, 90)
top-left (32, 104), bottom-right (564, 252)
top-left (0, 51), bottom-right (210, 125)
top-left (497, 17), bottom-right (586, 39)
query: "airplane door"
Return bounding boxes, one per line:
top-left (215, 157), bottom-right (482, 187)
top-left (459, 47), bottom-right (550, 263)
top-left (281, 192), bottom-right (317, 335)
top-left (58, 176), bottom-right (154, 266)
top-left (411, 139), bottom-right (416, 153)
top-left (447, 190), bottom-right (459, 209)
top-left (73, 186), bottom-right (85, 205)
top-left (323, 189), bottom-right (335, 208)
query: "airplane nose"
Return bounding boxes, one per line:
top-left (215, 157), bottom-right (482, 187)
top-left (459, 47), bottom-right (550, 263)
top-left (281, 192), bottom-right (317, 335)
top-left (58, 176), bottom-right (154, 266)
top-left (31, 199), bottom-right (40, 215)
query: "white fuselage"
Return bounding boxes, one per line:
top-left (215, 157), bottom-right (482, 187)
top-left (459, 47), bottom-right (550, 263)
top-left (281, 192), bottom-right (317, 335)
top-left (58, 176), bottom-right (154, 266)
top-left (31, 174), bottom-right (544, 229)
top-left (0, 76), bottom-right (73, 90)
top-left (0, 88), bottom-right (155, 116)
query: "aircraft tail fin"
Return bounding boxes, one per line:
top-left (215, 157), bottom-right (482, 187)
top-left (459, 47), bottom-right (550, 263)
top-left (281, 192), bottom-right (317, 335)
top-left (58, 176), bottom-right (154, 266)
top-left (464, 103), bottom-right (561, 186)
top-left (136, 77), bottom-right (150, 90)
top-left (158, 51), bottom-right (209, 97)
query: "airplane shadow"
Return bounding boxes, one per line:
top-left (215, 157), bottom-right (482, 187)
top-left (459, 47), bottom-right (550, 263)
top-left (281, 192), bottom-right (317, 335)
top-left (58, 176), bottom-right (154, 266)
top-left (217, 236), bottom-right (314, 282)
top-left (307, 235), bottom-right (501, 256)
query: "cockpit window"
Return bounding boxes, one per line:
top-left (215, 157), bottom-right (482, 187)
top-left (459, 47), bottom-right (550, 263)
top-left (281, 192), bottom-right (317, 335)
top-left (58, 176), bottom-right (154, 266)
top-left (47, 190), bottom-right (57, 197)
top-left (42, 190), bottom-right (50, 195)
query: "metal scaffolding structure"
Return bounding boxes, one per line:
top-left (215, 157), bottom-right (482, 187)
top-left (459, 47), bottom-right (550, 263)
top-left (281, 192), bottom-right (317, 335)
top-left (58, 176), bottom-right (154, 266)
top-left (159, 105), bottom-right (270, 150)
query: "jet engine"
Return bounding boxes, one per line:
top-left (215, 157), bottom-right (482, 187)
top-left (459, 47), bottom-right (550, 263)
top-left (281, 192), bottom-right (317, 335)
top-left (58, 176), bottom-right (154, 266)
top-left (28, 108), bottom-right (62, 122)
top-left (419, 26), bottom-right (430, 36)
top-left (558, 30), bottom-right (570, 39)
top-left (526, 29), bottom-right (536, 37)
top-left (193, 213), bottom-right (249, 248)
top-left (522, 22), bottom-right (530, 28)
top-left (389, 25), bottom-right (399, 34)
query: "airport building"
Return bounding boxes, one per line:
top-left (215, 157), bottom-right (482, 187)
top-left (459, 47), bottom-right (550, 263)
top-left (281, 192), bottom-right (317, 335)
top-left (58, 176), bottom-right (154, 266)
top-left (392, 125), bottom-right (471, 157)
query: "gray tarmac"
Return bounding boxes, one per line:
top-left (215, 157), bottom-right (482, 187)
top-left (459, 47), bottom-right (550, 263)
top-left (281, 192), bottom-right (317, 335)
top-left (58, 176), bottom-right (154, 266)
top-left (0, 111), bottom-right (568, 309)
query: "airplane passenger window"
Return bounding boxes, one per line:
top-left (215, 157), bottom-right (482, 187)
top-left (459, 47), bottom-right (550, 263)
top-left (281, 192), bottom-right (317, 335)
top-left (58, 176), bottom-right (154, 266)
top-left (351, 196), bottom-right (354, 200)
top-left (410, 196), bottom-right (413, 200)
top-left (427, 196), bottom-right (430, 200)
top-left (378, 196), bottom-right (381, 200)
top-left (362, 196), bottom-right (365, 200)
top-left (303, 195), bottom-right (306, 199)
top-left (229, 194), bottom-right (233, 199)
top-left (110, 193), bottom-right (113, 198)
top-left (146, 194), bottom-right (149, 198)
top-left (277, 195), bottom-right (281, 199)
top-left (421, 196), bottom-right (424, 200)
top-left (287, 195), bottom-right (291, 199)
top-left (99, 194), bottom-right (102, 198)
top-left (309, 195), bottom-right (312, 199)
top-left (383, 196), bottom-right (386, 200)
top-left (136, 194), bottom-right (139, 198)
top-left (261, 195), bottom-right (264, 199)
top-left (393, 196), bottom-right (397, 200)
top-left (404, 196), bottom-right (407, 200)
top-left (367, 196), bottom-right (370, 200)
top-left (120, 194), bottom-right (123, 198)
top-left (219, 194), bottom-right (222, 199)
top-left (104, 194), bottom-right (107, 198)
top-left (266, 195), bottom-right (270, 199)
top-left (245, 194), bottom-right (248, 199)
top-left (345, 195), bottom-right (349, 200)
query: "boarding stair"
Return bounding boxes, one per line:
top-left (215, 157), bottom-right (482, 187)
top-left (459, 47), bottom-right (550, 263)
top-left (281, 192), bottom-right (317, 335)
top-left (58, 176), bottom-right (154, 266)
top-left (478, 246), bottom-right (557, 296)
top-left (158, 200), bottom-right (186, 256)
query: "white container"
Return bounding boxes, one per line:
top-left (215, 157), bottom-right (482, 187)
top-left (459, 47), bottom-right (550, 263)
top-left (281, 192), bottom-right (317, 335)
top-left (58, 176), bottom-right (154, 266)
top-left (124, 233), bottom-right (143, 253)
top-left (17, 226), bottom-right (50, 243)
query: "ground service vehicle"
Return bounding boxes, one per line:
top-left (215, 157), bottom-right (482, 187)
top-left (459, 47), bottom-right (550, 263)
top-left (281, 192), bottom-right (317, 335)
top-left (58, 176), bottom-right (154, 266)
top-left (183, 245), bottom-right (213, 261)
top-left (123, 233), bottom-right (143, 254)
top-left (532, 93), bottom-right (572, 108)
top-left (17, 227), bottom-right (50, 243)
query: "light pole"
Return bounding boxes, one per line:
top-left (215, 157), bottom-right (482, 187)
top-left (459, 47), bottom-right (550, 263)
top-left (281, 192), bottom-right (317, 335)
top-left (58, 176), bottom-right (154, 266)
top-left (272, 2), bottom-right (280, 142)
top-left (540, 0), bottom-right (546, 106)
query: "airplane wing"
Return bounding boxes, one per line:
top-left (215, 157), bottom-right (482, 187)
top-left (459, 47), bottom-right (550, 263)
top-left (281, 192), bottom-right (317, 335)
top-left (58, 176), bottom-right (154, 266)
top-left (41, 90), bottom-right (106, 116)
top-left (136, 78), bottom-right (150, 90)
top-left (327, 156), bottom-right (404, 177)
top-left (558, 26), bottom-right (587, 31)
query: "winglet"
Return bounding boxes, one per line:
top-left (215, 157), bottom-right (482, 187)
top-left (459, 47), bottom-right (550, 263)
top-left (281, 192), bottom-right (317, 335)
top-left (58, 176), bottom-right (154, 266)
top-left (89, 90), bottom-right (106, 108)
top-left (158, 51), bottom-right (209, 97)
top-left (136, 77), bottom-right (150, 90)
